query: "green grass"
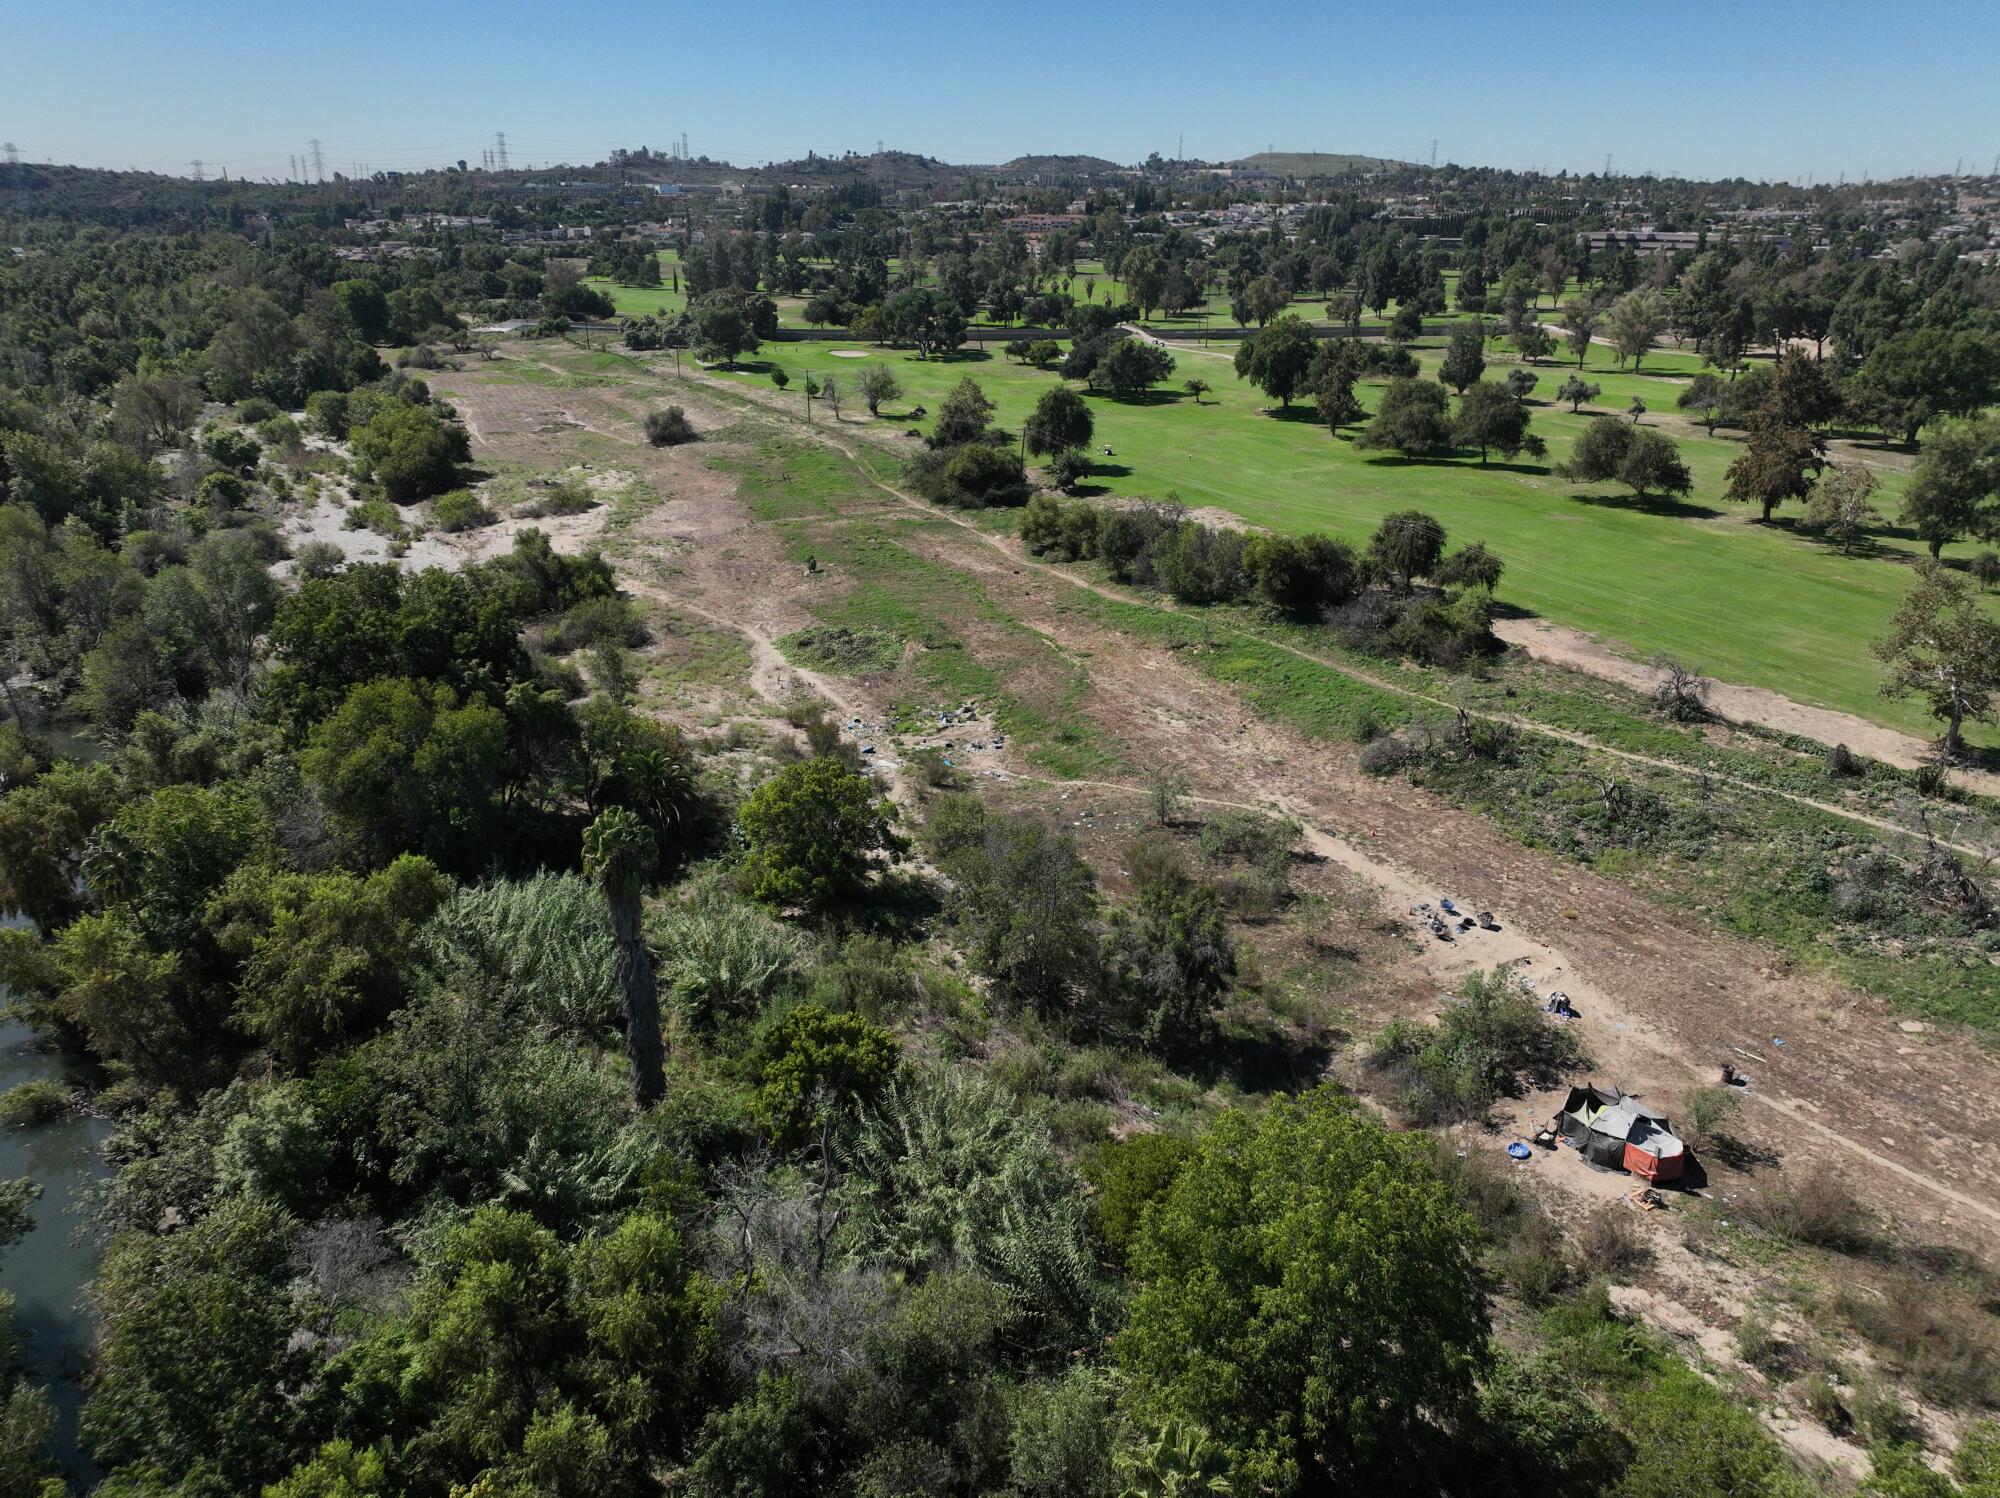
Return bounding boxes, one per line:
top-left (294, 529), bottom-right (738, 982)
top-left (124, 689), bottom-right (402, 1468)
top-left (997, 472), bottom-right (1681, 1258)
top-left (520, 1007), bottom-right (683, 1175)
top-left (716, 438), bottom-right (1125, 779)
top-left (690, 336), bottom-right (1995, 744)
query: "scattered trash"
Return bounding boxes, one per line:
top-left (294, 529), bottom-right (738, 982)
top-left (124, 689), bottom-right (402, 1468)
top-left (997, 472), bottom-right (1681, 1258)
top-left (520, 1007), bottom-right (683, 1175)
top-left (1771, 1037), bottom-right (1785, 1047)
top-left (1477, 911), bottom-right (1498, 930)
top-left (1506, 1142), bottom-right (1533, 1161)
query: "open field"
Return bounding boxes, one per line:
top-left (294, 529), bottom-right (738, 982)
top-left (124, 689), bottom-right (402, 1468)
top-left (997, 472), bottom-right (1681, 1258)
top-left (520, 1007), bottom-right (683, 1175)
top-left (663, 331), bottom-right (1993, 745)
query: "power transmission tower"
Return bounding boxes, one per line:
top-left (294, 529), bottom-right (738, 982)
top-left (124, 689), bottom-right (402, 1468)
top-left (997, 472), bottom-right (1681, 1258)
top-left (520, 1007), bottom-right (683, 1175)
top-left (495, 131), bottom-right (509, 170)
top-left (1603, 152), bottom-right (1613, 177)
top-left (188, 159), bottom-right (205, 181)
top-left (289, 153), bottom-right (298, 181)
top-left (3, 142), bottom-right (17, 166)
top-left (1430, 138), bottom-right (1438, 168)
top-left (308, 138), bottom-right (324, 182)
top-left (682, 131), bottom-right (689, 159)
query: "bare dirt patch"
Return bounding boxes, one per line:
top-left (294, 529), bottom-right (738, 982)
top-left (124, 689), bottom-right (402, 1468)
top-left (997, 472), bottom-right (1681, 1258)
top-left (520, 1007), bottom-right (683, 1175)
top-left (1494, 615), bottom-right (2000, 796)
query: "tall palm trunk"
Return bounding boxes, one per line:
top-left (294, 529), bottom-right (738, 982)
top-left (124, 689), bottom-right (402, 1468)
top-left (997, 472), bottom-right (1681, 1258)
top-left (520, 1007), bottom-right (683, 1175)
top-left (608, 887), bottom-right (665, 1108)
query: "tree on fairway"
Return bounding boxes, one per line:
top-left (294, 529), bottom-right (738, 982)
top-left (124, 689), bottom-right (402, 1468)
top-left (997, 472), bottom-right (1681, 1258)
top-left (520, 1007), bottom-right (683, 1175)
top-left (1233, 314), bottom-right (1317, 409)
top-left (857, 365), bottom-right (901, 415)
top-left (1315, 366), bottom-right (1365, 434)
top-left (1606, 290), bottom-right (1664, 371)
top-left (1439, 322), bottom-right (1487, 394)
top-left (1504, 368), bottom-right (1539, 402)
top-left (691, 297), bottom-right (756, 369)
top-left (1122, 246), bottom-right (1167, 319)
top-left (1563, 302), bottom-right (1601, 366)
top-left (769, 367), bottom-right (790, 394)
top-left (1025, 386), bottom-right (1094, 459)
top-left (1097, 337), bottom-right (1177, 396)
top-left (1388, 301), bottom-right (1424, 343)
top-left (1802, 463), bottom-right (1882, 554)
top-left (1119, 1088), bottom-right (1488, 1492)
top-left (1183, 378), bottom-right (1211, 405)
top-left (582, 808), bottom-right (665, 1108)
top-left (1899, 416), bottom-right (2000, 557)
top-left (1240, 275), bottom-right (1290, 326)
top-left (1365, 510), bottom-right (1447, 590)
top-left (1615, 428), bottom-right (1694, 500)
top-left (1557, 376), bottom-right (1599, 412)
top-left (1452, 382), bottom-right (1538, 464)
top-left (1513, 323), bottom-right (1553, 363)
top-left (1725, 417), bottom-right (1825, 522)
top-left (932, 378), bottom-right (996, 447)
top-left (1873, 560), bottom-right (2000, 757)
top-left (1357, 379), bottom-right (1452, 457)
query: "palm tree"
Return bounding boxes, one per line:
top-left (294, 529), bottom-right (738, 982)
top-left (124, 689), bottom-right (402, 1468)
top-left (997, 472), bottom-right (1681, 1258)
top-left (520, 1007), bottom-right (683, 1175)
top-left (582, 808), bottom-right (665, 1108)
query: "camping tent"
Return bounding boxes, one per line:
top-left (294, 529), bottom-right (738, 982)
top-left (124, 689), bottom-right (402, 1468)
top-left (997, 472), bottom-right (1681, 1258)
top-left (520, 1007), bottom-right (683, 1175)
top-left (1556, 1084), bottom-right (1686, 1182)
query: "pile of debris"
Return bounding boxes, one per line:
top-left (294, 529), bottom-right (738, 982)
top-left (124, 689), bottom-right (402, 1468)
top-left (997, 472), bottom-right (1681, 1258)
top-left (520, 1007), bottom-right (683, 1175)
top-left (1410, 898), bottom-right (1499, 943)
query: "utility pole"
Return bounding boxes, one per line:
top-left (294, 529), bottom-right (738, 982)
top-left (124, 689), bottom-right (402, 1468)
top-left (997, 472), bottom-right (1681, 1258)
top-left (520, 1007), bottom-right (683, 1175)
top-left (308, 138), bottom-right (324, 182)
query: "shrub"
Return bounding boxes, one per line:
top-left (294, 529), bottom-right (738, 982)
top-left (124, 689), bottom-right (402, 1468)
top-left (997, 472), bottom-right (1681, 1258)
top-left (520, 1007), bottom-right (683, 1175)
top-left (749, 1004), bottom-right (898, 1144)
top-left (430, 489), bottom-right (496, 532)
top-left (349, 401), bottom-right (468, 501)
top-left (906, 439), bottom-right (1030, 509)
top-left (1368, 968), bottom-right (1585, 1123)
top-left (255, 414), bottom-right (302, 451)
top-left (291, 540), bottom-right (345, 579)
top-left (234, 397), bottom-right (280, 425)
top-left (1241, 532), bottom-right (1359, 620)
top-left (1741, 1176), bottom-right (1874, 1253)
top-left (1849, 1378), bottom-right (1922, 1447)
top-left (645, 406), bottom-right (698, 446)
top-left (0, 1079), bottom-right (72, 1128)
top-left (545, 594), bottom-right (647, 654)
top-left (1019, 494), bottom-right (1101, 561)
top-left (738, 758), bottom-right (899, 910)
top-left (1800, 1372), bottom-right (1850, 1432)
top-left (1152, 523), bottom-right (1247, 605)
top-left (1734, 1304), bottom-right (1787, 1373)
top-left (1084, 1132), bottom-right (1195, 1266)
top-left (655, 892), bottom-right (804, 1031)
top-left (1677, 1085), bottom-right (1738, 1153)
top-left (1574, 1205), bottom-right (1652, 1273)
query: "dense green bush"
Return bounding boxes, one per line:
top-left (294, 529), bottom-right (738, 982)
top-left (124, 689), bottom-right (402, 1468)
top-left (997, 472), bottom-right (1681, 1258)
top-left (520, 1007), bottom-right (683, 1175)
top-left (1370, 968), bottom-right (1586, 1123)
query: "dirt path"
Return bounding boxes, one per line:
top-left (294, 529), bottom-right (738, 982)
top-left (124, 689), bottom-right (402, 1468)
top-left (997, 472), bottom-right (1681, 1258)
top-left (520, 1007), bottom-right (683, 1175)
top-left (1496, 616), bottom-right (2000, 798)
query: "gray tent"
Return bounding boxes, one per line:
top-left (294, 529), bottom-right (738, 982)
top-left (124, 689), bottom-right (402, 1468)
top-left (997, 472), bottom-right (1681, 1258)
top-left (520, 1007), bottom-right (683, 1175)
top-left (1556, 1084), bottom-right (1686, 1182)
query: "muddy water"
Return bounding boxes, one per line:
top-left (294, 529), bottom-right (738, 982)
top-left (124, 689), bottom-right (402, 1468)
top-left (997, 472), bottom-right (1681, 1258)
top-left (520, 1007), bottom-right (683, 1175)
top-left (0, 914), bottom-right (109, 1488)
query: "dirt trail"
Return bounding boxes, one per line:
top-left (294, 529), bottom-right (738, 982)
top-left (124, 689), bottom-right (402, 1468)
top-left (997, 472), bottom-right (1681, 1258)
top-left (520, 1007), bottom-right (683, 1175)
top-left (1496, 616), bottom-right (2000, 797)
top-left (443, 356), bottom-right (2000, 1250)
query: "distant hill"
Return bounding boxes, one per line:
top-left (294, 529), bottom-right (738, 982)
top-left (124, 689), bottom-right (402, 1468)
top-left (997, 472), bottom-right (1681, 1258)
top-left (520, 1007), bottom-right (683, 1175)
top-left (1229, 151), bottom-right (1405, 176)
top-left (996, 155), bottom-right (1129, 178)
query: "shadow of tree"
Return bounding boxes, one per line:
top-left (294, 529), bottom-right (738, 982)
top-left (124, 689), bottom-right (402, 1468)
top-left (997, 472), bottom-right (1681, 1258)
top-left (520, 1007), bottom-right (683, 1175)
top-left (1566, 487), bottom-right (1727, 521)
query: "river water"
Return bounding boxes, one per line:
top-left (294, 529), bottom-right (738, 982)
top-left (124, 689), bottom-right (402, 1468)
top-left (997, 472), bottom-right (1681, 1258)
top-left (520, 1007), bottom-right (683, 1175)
top-left (0, 914), bottom-right (109, 1489)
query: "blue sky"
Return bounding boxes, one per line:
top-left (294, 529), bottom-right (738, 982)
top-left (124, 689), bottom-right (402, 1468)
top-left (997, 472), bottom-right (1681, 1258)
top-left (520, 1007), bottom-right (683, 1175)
top-left (6, 0), bottom-right (1995, 184)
